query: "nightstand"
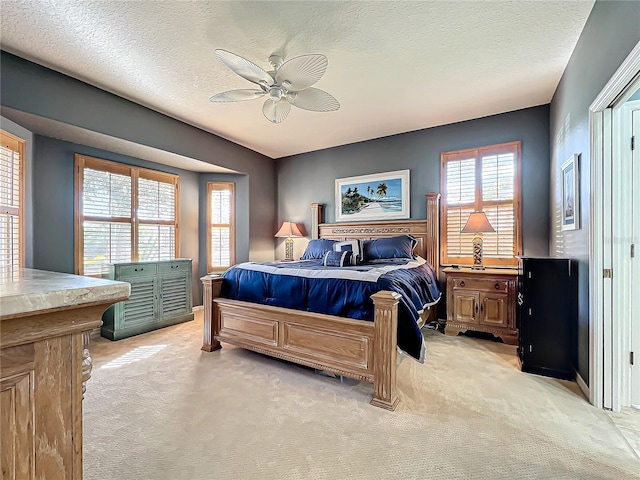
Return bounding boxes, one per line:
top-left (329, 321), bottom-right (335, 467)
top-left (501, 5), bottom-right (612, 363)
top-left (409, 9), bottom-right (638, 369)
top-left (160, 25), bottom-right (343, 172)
top-left (443, 267), bottom-right (518, 345)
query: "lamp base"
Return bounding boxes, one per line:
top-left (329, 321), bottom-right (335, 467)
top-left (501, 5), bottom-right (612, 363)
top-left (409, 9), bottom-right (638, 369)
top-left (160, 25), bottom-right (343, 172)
top-left (472, 234), bottom-right (484, 269)
top-left (284, 237), bottom-right (295, 262)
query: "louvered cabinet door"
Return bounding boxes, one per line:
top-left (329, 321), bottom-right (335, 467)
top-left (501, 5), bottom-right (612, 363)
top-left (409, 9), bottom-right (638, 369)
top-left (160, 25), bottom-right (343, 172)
top-left (157, 260), bottom-right (192, 320)
top-left (121, 276), bottom-right (157, 328)
top-left (159, 274), bottom-right (189, 317)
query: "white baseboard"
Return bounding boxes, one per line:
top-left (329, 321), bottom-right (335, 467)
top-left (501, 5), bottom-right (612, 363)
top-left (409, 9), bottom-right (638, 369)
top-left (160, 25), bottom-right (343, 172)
top-left (193, 305), bottom-right (204, 312)
top-left (576, 370), bottom-right (590, 401)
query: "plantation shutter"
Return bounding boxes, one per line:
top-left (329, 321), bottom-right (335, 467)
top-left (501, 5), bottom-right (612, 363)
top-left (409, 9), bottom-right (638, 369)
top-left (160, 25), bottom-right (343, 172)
top-left (444, 158), bottom-right (475, 258)
top-left (207, 182), bottom-right (235, 272)
top-left (82, 167), bottom-right (133, 276)
top-left (75, 155), bottom-right (179, 275)
top-left (0, 131), bottom-right (25, 276)
top-left (481, 152), bottom-right (517, 260)
top-left (138, 175), bottom-right (178, 262)
top-left (441, 142), bottom-right (521, 267)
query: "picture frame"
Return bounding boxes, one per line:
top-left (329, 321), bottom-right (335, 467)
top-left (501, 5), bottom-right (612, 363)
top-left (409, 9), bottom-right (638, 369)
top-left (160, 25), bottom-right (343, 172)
top-left (561, 154), bottom-right (580, 231)
top-left (335, 169), bottom-right (410, 222)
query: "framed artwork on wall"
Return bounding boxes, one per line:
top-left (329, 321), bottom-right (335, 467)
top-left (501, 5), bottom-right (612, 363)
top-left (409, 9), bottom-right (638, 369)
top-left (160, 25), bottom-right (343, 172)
top-left (335, 169), bottom-right (410, 222)
top-left (561, 154), bottom-right (580, 231)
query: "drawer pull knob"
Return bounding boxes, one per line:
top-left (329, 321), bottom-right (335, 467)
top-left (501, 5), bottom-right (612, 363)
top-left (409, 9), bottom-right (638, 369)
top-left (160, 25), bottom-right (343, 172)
top-left (460, 281), bottom-right (465, 287)
top-left (494, 283), bottom-right (500, 290)
top-left (134, 268), bottom-right (144, 272)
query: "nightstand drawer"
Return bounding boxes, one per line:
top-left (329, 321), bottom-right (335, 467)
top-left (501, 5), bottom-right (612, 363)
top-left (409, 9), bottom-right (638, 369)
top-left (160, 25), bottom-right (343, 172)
top-left (452, 277), bottom-right (508, 293)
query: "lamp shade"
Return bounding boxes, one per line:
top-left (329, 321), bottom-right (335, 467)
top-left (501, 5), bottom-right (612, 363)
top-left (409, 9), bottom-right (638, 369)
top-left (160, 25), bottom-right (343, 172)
top-left (461, 211), bottom-right (495, 234)
top-left (275, 221), bottom-right (303, 238)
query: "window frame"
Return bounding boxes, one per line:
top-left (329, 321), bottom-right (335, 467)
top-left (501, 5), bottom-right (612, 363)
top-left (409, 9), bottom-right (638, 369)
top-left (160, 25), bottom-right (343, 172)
top-left (0, 130), bottom-right (26, 273)
top-left (440, 141), bottom-right (522, 268)
top-left (206, 181), bottom-right (235, 273)
top-left (74, 154), bottom-right (180, 275)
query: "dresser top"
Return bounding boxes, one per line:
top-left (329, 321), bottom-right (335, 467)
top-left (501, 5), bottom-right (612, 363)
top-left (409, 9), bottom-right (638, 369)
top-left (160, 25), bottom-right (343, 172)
top-left (0, 269), bottom-right (130, 318)
top-left (443, 267), bottom-right (519, 276)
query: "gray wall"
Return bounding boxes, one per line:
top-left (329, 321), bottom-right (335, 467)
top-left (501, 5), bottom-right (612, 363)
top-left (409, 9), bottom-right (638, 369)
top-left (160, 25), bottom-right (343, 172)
top-left (276, 105), bottom-right (551, 261)
top-left (549, 0), bottom-right (640, 384)
top-left (32, 135), bottom-right (202, 304)
top-left (0, 51), bottom-right (276, 264)
top-left (0, 116), bottom-right (34, 267)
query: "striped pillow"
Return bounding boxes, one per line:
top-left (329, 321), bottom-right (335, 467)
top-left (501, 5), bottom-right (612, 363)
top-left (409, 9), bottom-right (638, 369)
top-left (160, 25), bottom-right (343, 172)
top-left (333, 239), bottom-right (364, 265)
top-left (322, 250), bottom-right (353, 267)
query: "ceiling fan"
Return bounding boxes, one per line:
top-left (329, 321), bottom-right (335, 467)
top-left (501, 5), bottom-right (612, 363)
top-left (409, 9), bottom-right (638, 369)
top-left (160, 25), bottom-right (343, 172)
top-left (210, 49), bottom-right (340, 124)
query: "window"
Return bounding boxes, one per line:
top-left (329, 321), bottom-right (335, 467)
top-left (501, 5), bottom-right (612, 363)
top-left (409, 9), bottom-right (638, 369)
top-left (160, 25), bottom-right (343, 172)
top-left (0, 130), bottom-right (25, 276)
top-left (440, 141), bottom-right (522, 267)
top-left (75, 154), bottom-right (180, 276)
top-left (207, 182), bottom-right (235, 272)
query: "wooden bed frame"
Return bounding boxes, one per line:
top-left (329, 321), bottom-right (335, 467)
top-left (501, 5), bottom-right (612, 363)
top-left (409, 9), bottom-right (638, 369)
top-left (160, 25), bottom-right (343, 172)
top-left (201, 193), bottom-right (440, 410)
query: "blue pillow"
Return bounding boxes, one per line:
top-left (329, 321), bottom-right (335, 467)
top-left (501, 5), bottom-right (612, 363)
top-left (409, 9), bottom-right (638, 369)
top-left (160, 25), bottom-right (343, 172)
top-left (333, 239), bottom-right (364, 265)
top-left (363, 235), bottom-right (417, 261)
top-left (300, 239), bottom-right (337, 260)
top-left (322, 250), bottom-right (353, 267)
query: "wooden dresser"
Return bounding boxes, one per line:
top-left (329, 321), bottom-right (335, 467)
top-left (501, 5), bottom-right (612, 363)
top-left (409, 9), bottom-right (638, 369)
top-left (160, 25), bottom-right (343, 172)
top-left (443, 267), bottom-right (518, 345)
top-left (0, 269), bottom-right (129, 480)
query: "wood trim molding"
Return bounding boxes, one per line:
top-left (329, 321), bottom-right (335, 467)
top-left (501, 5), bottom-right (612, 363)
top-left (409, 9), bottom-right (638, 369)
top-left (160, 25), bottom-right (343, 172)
top-left (440, 141), bottom-right (522, 267)
top-left (206, 182), bottom-right (235, 272)
top-left (74, 153), bottom-right (181, 274)
top-left (0, 130), bottom-right (26, 269)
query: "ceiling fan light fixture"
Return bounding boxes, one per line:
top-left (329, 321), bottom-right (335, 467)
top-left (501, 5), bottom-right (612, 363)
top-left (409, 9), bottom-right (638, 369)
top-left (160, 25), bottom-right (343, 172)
top-left (269, 87), bottom-right (283, 101)
top-left (210, 49), bottom-right (339, 123)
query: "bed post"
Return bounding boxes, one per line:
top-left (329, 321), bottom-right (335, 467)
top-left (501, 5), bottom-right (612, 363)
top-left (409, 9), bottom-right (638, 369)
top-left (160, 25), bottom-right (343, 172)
top-left (310, 203), bottom-right (323, 240)
top-left (201, 275), bottom-right (224, 352)
top-left (370, 290), bottom-right (401, 411)
top-left (425, 193), bottom-right (441, 278)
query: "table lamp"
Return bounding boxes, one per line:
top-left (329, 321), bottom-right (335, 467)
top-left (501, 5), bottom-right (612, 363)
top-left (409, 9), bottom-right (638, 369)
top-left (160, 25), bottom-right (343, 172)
top-left (275, 221), bottom-right (303, 261)
top-left (461, 211), bottom-right (495, 269)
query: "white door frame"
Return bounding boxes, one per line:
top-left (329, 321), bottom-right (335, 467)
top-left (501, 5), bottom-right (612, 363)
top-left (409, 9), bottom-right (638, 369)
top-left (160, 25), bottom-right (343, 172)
top-left (589, 41), bottom-right (640, 410)
top-left (611, 96), bottom-right (640, 410)
top-left (632, 106), bottom-right (640, 408)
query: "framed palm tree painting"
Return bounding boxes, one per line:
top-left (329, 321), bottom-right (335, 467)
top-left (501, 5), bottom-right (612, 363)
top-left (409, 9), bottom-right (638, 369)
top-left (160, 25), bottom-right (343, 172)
top-left (335, 170), bottom-right (410, 222)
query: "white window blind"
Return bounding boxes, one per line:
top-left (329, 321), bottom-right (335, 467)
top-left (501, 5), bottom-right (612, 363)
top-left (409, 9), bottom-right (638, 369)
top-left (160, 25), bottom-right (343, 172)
top-left (441, 142), bottom-right (522, 267)
top-left (207, 182), bottom-right (234, 272)
top-left (75, 154), bottom-right (179, 275)
top-left (0, 131), bottom-right (25, 277)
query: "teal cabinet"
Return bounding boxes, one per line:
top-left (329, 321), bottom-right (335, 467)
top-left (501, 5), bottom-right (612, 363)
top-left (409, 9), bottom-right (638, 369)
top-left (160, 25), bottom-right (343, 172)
top-left (101, 259), bottom-right (193, 340)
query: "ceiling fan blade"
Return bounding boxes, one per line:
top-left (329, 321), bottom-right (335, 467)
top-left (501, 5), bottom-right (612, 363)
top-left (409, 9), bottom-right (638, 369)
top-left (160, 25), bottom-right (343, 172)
top-left (275, 54), bottom-right (328, 91)
top-left (287, 88), bottom-right (340, 112)
top-left (262, 98), bottom-right (291, 124)
top-left (210, 89), bottom-right (265, 102)
top-left (215, 49), bottom-right (274, 87)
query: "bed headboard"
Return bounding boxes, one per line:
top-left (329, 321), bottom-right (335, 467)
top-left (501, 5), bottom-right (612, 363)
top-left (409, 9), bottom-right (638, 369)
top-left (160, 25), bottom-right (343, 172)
top-left (311, 193), bottom-right (441, 278)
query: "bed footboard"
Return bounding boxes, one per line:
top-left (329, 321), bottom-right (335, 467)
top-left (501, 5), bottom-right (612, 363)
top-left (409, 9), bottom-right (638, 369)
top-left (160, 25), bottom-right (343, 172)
top-left (200, 275), bottom-right (400, 410)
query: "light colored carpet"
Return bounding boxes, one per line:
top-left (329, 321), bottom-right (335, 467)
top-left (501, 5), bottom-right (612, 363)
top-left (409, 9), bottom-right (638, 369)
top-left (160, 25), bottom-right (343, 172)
top-left (84, 313), bottom-right (640, 479)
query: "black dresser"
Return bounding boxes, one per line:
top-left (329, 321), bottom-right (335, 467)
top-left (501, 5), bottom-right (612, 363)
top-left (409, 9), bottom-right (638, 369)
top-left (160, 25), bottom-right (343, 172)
top-left (517, 257), bottom-right (578, 380)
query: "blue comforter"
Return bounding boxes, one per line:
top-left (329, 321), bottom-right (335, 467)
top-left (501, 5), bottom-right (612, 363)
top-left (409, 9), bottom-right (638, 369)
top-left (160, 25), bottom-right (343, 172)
top-left (219, 258), bottom-right (440, 362)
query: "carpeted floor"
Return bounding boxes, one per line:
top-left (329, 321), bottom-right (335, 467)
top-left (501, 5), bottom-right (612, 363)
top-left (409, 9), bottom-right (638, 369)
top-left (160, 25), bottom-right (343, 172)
top-left (84, 312), bottom-right (640, 479)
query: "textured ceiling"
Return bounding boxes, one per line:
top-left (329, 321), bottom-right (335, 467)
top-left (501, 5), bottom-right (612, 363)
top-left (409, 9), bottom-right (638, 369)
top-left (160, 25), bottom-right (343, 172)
top-left (0, 1), bottom-right (594, 161)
